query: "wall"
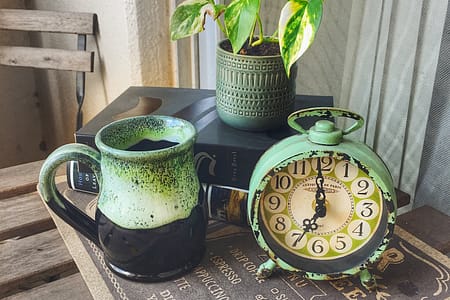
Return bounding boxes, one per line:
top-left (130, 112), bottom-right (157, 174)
top-left (28, 0), bottom-right (177, 151)
top-left (0, 0), bottom-right (44, 168)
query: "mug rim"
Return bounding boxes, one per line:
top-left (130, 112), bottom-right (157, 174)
top-left (95, 115), bottom-right (197, 160)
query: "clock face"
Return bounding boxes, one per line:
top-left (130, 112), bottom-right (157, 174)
top-left (259, 156), bottom-right (386, 271)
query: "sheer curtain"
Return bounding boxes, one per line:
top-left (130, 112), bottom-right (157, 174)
top-left (339, 0), bottom-right (447, 213)
top-left (415, 3), bottom-right (450, 215)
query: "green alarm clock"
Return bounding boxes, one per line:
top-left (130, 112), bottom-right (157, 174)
top-left (247, 107), bottom-right (397, 290)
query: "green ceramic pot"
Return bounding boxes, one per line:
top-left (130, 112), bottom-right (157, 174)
top-left (38, 115), bottom-right (207, 281)
top-left (216, 39), bottom-right (298, 131)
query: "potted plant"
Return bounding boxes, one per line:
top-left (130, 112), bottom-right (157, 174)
top-left (170, 0), bottom-right (323, 131)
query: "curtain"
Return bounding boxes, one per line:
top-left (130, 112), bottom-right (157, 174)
top-left (339, 0), bottom-right (447, 213)
top-left (415, 2), bottom-right (450, 215)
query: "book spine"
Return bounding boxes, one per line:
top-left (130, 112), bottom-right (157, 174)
top-left (194, 145), bottom-right (263, 190)
top-left (204, 183), bottom-right (249, 226)
top-left (66, 161), bottom-right (99, 194)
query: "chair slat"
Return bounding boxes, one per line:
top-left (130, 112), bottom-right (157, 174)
top-left (0, 229), bottom-right (77, 297)
top-left (0, 9), bottom-right (95, 34)
top-left (0, 46), bottom-right (94, 72)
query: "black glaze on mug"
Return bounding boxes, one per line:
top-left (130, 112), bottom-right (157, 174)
top-left (96, 204), bottom-right (207, 282)
top-left (125, 139), bottom-right (179, 151)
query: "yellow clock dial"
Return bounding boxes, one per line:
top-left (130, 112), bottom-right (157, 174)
top-left (260, 156), bottom-right (383, 261)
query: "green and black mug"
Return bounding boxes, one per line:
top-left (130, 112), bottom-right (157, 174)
top-left (38, 115), bottom-right (207, 281)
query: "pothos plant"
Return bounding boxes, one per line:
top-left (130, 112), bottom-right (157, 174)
top-left (170, 0), bottom-right (323, 77)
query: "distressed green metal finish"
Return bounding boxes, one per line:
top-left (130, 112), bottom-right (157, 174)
top-left (247, 107), bottom-right (397, 286)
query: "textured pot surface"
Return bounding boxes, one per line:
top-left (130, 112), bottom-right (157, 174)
top-left (216, 40), bottom-right (297, 131)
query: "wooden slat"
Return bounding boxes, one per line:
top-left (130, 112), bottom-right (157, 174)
top-left (0, 46), bottom-right (94, 72)
top-left (0, 191), bottom-right (55, 241)
top-left (0, 9), bottom-right (95, 34)
top-left (0, 229), bottom-right (77, 297)
top-left (3, 273), bottom-right (93, 300)
top-left (397, 205), bottom-right (450, 254)
top-left (0, 161), bottom-right (43, 200)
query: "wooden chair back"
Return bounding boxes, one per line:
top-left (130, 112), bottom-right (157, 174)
top-left (0, 8), bottom-right (96, 129)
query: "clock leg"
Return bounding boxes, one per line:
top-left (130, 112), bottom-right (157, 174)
top-left (257, 259), bottom-right (277, 279)
top-left (359, 268), bottom-right (377, 291)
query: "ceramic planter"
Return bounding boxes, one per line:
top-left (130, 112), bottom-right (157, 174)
top-left (216, 39), bottom-right (298, 131)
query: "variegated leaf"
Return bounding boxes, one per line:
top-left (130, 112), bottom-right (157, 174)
top-left (279, 0), bottom-right (323, 77)
top-left (224, 0), bottom-right (260, 53)
top-left (170, 0), bottom-right (220, 40)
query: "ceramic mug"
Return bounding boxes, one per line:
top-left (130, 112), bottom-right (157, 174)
top-left (38, 115), bottom-right (207, 281)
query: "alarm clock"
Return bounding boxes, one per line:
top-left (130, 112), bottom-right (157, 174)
top-left (247, 107), bottom-right (396, 290)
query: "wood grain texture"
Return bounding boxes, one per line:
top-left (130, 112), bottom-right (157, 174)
top-left (0, 9), bottom-right (95, 34)
top-left (0, 160), bottom-right (43, 200)
top-left (0, 191), bottom-right (55, 241)
top-left (0, 46), bottom-right (94, 72)
top-left (3, 273), bottom-right (93, 300)
top-left (0, 229), bottom-right (77, 297)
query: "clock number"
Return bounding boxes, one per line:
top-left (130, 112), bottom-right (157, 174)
top-left (352, 222), bottom-right (364, 237)
top-left (343, 162), bottom-right (350, 178)
top-left (271, 173), bottom-right (293, 193)
top-left (334, 235), bottom-right (347, 250)
top-left (330, 234), bottom-right (352, 253)
top-left (293, 161), bottom-right (306, 175)
top-left (269, 195), bottom-right (281, 211)
top-left (275, 175), bottom-right (291, 190)
top-left (357, 179), bottom-right (370, 195)
top-left (307, 237), bottom-right (329, 256)
top-left (351, 177), bottom-right (375, 198)
top-left (264, 193), bottom-right (286, 213)
top-left (269, 214), bottom-right (290, 234)
top-left (360, 202), bottom-right (373, 218)
top-left (356, 200), bottom-right (379, 220)
top-left (312, 157), bottom-right (335, 174)
top-left (318, 157), bottom-right (333, 172)
top-left (335, 160), bottom-right (358, 182)
top-left (291, 232), bottom-right (306, 248)
top-left (285, 230), bottom-right (307, 250)
top-left (275, 216), bottom-right (287, 232)
top-left (312, 239), bottom-right (324, 254)
top-left (348, 220), bottom-right (371, 240)
top-left (289, 160), bottom-right (311, 178)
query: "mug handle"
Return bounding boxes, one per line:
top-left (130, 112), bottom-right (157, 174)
top-left (38, 143), bottom-right (102, 246)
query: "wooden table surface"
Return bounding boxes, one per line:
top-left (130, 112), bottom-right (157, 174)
top-left (0, 161), bottom-right (92, 299)
top-left (0, 161), bottom-right (449, 299)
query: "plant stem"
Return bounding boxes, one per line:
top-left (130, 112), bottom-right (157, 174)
top-left (216, 18), bottom-right (227, 36)
top-left (248, 14), bottom-right (258, 47)
top-left (251, 14), bottom-right (264, 47)
top-left (271, 30), bottom-right (278, 39)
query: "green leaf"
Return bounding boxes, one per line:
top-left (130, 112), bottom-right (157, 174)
top-left (279, 0), bottom-right (323, 76)
top-left (170, 0), bottom-right (221, 40)
top-left (224, 0), bottom-right (260, 53)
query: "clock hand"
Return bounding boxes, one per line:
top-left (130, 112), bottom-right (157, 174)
top-left (302, 214), bottom-right (319, 232)
top-left (296, 158), bottom-right (330, 241)
top-left (315, 158), bottom-right (327, 218)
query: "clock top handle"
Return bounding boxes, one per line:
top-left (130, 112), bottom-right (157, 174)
top-left (287, 107), bottom-right (364, 136)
